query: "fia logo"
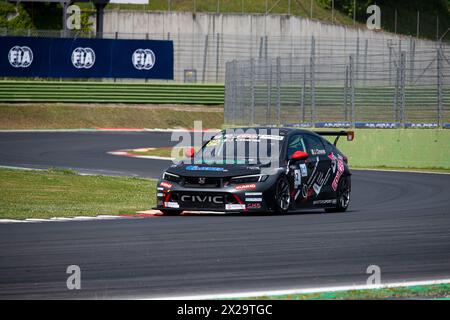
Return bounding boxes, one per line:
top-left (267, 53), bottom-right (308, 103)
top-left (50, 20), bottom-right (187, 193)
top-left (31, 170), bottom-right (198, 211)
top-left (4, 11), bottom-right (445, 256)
top-left (71, 47), bottom-right (95, 69)
top-left (8, 46), bottom-right (33, 68)
top-left (132, 49), bottom-right (155, 70)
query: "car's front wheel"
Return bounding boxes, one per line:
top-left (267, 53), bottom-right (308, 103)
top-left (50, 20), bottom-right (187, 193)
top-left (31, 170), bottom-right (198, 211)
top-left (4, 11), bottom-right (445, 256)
top-left (273, 176), bottom-right (291, 214)
top-left (325, 175), bottom-right (351, 213)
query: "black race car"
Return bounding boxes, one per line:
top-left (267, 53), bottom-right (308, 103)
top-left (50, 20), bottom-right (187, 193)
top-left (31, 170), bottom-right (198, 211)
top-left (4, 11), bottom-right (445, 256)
top-left (155, 127), bottom-right (354, 215)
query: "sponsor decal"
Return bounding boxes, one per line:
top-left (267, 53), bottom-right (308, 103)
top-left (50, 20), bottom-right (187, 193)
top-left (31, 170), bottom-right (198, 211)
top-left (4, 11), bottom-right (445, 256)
top-left (185, 165), bottom-right (227, 172)
top-left (8, 46), bottom-right (33, 68)
top-left (157, 187), bottom-right (164, 191)
top-left (245, 192), bottom-right (262, 196)
top-left (132, 48), bottom-right (155, 70)
top-left (354, 122), bottom-right (400, 129)
top-left (235, 183), bottom-right (257, 190)
top-left (245, 198), bottom-right (262, 202)
top-left (164, 201), bottom-right (179, 208)
top-left (294, 169), bottom-right (302, 187)
top-left (247, 203), bottom-right (262, 209)
top-left (160, 181), bottom-right (173, 188)
top-left (313, 182), bottom-right (322, 195)
top-left (315, 122), bottom-right (352, 128)
top-left (404, 123), bottom-right (438, 129)
top-left (180, 194), bottom-right (224, 204)
top-left (225, 203), bottom-right (246, 210)
top-left (157, 193), bottom-right (164, 197)
top-left (328, 152), bottom-right (337, 173)
top-left (310, 149), bottom-right (326, 155)
top-left (313, 199), bottom-right (337, 205)
top-left (332, 155), bottom-right (345, 191)
top-left (71, 47), bottom-right (95, 69)
top-left (299, 164), bottom-right (308, 177)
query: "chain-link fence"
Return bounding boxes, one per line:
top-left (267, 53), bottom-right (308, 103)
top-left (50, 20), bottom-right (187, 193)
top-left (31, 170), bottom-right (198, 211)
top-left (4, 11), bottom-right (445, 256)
top-left (1, 28), bottom-right (445, 84)
top-left (224, 44), bottom-right (450, 127)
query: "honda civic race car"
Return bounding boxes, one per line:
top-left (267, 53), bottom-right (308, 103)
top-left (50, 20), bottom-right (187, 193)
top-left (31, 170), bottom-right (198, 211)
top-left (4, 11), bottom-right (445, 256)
top-left (155, 127), bottom-right (354, 215)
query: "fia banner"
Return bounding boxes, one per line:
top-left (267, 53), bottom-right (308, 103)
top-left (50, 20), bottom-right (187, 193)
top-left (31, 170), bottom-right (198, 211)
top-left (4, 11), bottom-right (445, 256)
top-left (0, 36), bottom-right (173, 80)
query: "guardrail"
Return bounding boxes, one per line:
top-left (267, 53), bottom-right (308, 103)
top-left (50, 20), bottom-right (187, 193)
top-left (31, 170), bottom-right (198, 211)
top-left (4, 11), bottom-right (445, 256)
top-left (0, 81), bottom-right (224, 105)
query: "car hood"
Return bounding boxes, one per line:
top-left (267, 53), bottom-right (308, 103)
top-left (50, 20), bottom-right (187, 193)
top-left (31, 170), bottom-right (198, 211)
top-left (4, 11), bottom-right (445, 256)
top-left (165, 163), bottom-right (263, 178)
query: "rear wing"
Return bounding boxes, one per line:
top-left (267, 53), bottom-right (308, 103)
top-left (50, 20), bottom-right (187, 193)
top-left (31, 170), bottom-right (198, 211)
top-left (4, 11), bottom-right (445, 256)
top-left (315, 131), bottom-right (354, 146)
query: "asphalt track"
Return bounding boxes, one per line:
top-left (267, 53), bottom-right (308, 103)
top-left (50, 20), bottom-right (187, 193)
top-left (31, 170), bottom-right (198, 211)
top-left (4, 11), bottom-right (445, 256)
top-left (0, 131), bottom-right (449, 299)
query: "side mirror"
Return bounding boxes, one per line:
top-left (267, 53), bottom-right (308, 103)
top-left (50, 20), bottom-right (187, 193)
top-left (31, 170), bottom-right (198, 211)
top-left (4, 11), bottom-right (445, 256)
top-left (184, 147), bottom-right (195, 158)
top-left (290, 150), bottom-right (309, 160)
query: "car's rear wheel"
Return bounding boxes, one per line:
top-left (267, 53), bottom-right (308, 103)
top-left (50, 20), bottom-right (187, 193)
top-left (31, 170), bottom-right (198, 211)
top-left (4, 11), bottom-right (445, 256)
top-left (159, 209), bottom-right (183, 215)
top-left (325, 175), bottom-right (351, 213)
top-left (273, 176), bottom-right (291, 214)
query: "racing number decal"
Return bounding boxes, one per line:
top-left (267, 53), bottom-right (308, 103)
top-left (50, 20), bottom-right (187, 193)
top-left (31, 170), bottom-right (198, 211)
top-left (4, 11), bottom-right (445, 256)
top-left (294, 169), bottom-right (301, 187)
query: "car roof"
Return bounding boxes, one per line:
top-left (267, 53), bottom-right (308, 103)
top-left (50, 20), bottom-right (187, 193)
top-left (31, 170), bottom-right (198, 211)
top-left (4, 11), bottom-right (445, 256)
top-left (222, 127), bottom-right (321, 137)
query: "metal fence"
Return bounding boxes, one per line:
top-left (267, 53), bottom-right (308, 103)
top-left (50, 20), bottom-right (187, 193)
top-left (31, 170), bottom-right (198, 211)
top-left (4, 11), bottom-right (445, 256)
top-left (224, 44), bottom-right (450, 127)
top-left (1, 28), bottom-right (446, 84)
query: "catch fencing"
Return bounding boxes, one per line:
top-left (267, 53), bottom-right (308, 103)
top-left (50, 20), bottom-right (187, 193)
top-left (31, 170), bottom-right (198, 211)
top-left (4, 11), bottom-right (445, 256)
top-left (1, 28), bottom-right (445, 84)
top-left (224, 44), bottom-right (450, 127)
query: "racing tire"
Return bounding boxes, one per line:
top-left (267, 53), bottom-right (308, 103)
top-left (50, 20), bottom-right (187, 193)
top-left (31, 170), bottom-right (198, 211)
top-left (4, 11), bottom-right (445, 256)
top-left (325, 175), bottom-right (351, 213)
top-left (160, 209), bottom-right (183, 216)
top-left (273, 176), bottom-right (291, 214)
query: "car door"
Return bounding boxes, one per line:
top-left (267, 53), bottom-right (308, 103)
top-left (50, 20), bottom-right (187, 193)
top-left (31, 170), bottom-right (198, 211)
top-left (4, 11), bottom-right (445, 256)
top-left (302, 134), bottom-right (334, 205)
top-left (285, 134), bottom-right (314, 208)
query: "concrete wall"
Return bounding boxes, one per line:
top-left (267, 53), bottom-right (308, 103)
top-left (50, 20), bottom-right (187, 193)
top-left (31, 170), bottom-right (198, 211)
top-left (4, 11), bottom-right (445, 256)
top-left (101, 11), bottom-right (438, 82)
top-left (103, 10), bottom-right (431, 43)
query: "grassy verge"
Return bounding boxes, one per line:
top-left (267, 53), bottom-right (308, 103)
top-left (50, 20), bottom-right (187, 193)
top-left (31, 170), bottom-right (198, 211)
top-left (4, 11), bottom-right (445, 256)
top-left (0, 168), bottom-right (156, 220)
top-left (248, 284), bottom-right (450, 300)
top-left (0, 103), bottom-right (223, 129)
top-left (351, 166), bottom-right (450, 174)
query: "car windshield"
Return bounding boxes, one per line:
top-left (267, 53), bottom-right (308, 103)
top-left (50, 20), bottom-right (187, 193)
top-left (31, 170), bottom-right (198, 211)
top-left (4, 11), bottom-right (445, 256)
top-left (198, 132), bottom-right (284, 165)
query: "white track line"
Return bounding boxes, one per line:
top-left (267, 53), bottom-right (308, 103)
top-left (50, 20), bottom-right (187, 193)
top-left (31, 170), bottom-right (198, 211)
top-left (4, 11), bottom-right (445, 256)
top-left (151, 278), bottom-right (450, 300)
top-left (352, 168), bottom-right (450, 175)
top-left (0, 215), bottom-right (129, 224)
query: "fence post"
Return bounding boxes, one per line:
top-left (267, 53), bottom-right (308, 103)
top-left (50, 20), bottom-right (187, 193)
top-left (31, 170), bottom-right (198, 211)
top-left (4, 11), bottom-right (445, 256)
top-left (300, 66), bottom-right (306, 123)
top-left (388, 40), bottom-right (393, 86)
top-left (409, 37), bottom-right (416, 84)
top-left (259, 36), bottom-right (264, 59)
top-left (264, 35), bottom-right (268, 60)
top-left (349, 55), bottom-right (355, 126)
top-left (363, 39), bottom-right (368, 86)
top-left (394, 62), bottom-right (399, 122)
top-left (344, 65), bottom-right (349, 122)
top-left (355, 37), bottom-right (360, 82)
top-left (310, 36), bottom-right (316, 125)
top-left (202, 34), bottom-right (209, 83)
top-left (250, 58), bottom-right (255, 125)
top-left (399, 51), bottom-right (406, 126)
top-left (224, 61), bottom-right (230, 124)
top-left (276, 56), bottom-right (281, 126)
top-left (216, 33), bottom-right (220, 83)
top-left (437, 44), bottom-right (443, 127)
top-left (232, 60), bottom-right (242, 124)
top-left (267, 63), bottom-right (273, 125)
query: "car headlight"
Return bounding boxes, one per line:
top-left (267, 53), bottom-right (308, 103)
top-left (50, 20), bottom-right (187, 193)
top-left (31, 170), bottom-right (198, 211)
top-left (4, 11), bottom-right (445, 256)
top-left (230, 174), bottom-right (268, 184)
top-left (162, 172), bottom-right (181, 183)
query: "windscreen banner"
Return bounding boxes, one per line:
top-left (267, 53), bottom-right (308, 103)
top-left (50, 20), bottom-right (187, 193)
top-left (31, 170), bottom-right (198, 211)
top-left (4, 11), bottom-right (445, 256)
top-left (0, 36), bottom-right (174, 80)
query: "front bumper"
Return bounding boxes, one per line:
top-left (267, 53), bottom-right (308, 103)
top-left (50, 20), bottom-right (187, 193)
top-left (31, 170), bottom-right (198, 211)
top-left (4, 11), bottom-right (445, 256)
top-left (154, 181), bottom-right (272, 213)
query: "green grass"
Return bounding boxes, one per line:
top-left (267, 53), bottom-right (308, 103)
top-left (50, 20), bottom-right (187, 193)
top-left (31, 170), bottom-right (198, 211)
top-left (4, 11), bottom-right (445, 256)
top-left (96, 0), bottom-right (355, 26)
top-left (247, 284), bottom-right (450, 300)
top-left (0, 168), bottom-right (156, 220)
top-left (0, 103), bottom-right (224, 129)
top-left (350, 165), bottom-right (450, 173)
